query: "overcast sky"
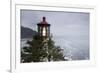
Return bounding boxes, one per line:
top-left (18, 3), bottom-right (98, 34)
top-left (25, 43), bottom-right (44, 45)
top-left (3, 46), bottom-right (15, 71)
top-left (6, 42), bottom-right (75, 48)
top-left (21, 10), bottom-right (89, 37)
top-left (20, 10), bottom-right (90, 60)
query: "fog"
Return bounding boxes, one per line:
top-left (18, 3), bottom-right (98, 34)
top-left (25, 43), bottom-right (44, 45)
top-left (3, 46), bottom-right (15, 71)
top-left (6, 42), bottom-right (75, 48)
top-left (21, 10), bottom-right (90, 60)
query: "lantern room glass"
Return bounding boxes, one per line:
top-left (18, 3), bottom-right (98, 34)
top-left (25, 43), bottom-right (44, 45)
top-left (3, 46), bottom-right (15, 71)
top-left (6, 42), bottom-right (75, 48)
top-left (42, 27), bottom-right (46, 36)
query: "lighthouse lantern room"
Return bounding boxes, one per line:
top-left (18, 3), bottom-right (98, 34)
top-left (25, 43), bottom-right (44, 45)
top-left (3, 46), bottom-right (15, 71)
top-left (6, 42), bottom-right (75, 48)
top-left (37, 17), bottom-right (50, 38)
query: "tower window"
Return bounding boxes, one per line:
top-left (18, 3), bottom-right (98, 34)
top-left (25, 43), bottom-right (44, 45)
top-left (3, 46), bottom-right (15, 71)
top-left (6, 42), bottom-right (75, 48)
top-left (42, 27), bottom-right (46, 36)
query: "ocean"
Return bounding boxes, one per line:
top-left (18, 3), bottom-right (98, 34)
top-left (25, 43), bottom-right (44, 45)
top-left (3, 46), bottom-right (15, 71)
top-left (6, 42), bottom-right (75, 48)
top-left (21, 36), bottom-right (89, 61)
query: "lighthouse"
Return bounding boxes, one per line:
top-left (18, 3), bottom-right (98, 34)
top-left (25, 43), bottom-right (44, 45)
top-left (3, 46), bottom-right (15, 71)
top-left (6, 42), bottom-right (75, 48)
top-left (37, 17), bottom-right (50, 38)
top-left (37, 17), bottom-right (51, 61)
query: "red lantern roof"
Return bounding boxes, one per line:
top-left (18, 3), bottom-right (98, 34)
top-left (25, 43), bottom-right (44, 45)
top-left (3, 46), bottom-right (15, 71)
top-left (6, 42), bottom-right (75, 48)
top-left (37, 17), bottom-right (50, 26)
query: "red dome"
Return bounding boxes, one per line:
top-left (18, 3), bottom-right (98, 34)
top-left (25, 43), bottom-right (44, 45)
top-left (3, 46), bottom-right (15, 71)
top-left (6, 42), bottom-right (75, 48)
top-left (37, 17), bottom-right (50, 26)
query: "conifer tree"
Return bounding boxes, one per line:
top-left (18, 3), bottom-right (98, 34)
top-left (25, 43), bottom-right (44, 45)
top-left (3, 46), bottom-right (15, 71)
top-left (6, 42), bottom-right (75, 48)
top-left (21, 35), bottom-right (65, 63)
